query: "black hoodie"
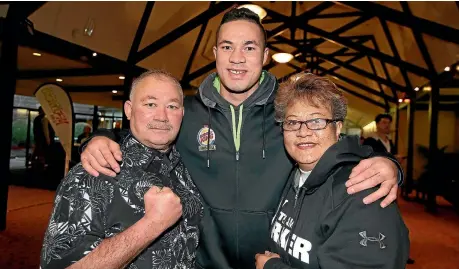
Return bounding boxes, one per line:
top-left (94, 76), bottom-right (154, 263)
top-left (179, 71), bottom-right (294, 268)
top-left (264, 136), bottom-right (409, 269)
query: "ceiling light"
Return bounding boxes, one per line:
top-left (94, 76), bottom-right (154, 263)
top-left (112, 90), bottom-right (118, 94)
top-left (56, 78), bottom-right (63, 82)
top-left (456, 65), bottom-right (459, 71)
top-left (272, 53), bottom-right (294, 63)
top-left (33, 53), bottom-right (41, 57)
top-left (444, 66), bottom-right (450, 72)
top-left (398, 98), bottom-right (403, 103)
top-left (404, 99), bottom-right (410, 103)
top-left (92, 52), bottom-right (97, 57)
top-left (119, 76), bottom-right (125, 80)
top-left (238, 4), bottom-right (267, 20)
top-left (414, 87), bottom-right (419, 91)
top-left (423, 86), bottom-right (431, 92)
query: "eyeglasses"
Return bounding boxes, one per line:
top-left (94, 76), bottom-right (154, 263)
top-left (282, 118), bottom-right (343, 131)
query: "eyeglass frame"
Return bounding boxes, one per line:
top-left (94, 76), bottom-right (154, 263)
top-left (281, 118), bottom-right (344, 131)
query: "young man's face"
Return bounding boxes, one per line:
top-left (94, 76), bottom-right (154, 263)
top-left (213, 20), bottom-right (269, 94)
top-left (376, 118), bottom-right (391, 135)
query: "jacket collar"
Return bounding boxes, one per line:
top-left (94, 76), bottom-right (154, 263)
top-left (121, 132), bottom-right (181, 171)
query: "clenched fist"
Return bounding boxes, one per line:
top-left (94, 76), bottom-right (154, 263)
top-left (143, 186), bottom-right (183, 232)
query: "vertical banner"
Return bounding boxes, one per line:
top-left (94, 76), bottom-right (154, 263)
top-left (34, 84), bottom-right (74, 175)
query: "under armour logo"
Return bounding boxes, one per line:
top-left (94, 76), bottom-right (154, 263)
top-left (359, 231), bottom-right (386, 249)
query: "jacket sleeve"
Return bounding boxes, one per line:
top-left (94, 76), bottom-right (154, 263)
top-left (40, 167), bottom-right (107, 269)
top-left (264, 257), bottom-right (295, 269)
top-left (317, 187), bottom-right (410, 269)
top-left (196, 201), bottom-right (232, 269)
top-left (78, 128), bottom-right (129, 154)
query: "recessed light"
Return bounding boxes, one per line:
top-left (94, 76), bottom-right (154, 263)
top-left (56, 78), bottom-right (63, 82)
top-left (404, 99), bottom-right (410, 103)
top-left (398, 98), bottom-right (403, 103)
top-left (112, 90), bottom-right (118, 94)
top-left (414, 87), bottom-right (419, 91)
top-left (272, 53), bottom-right (294, 63)
top-left (423, 86), bottom-right (431, 92)
top-left (444, 66), bottom-right (450, 72)
top-left (92, 52), bottom-right (97, 57)
top-left (33, 53), bottom-right (41, 57)
top-left (238, 4), bottom-right (267, 20)
top-left (119, 76), bottom-right (125, 80)
top-left (456, 65), bottom-right (459, 71)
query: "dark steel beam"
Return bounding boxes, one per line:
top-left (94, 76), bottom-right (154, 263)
top-left (311, 62), bottom-right (397, 102)
top-left (128, 2), bottom-right (155, 63)
top-left (340, 1), bottom-right (459, 45)
top-left (135, 1), bottom-right (235, 63)
top-left (271, 34), bottom-right (407, 92)
top-left (8, 2), bottom-right (46, 19)
top-left (427, 85), bottom-right (440, 210)
top-left (400, 2), bottom-right (436, 77)
top-left (367, 55), bottom-right (390, 110)
top-left (0, 3), bottom-right (21, 231)
top-left (18, 30), bottom-right (145, 75)
top-left (298, 22), bottom-right (432, 78)
top-left (17, 68), bottom-right (123, 79)
top-left (338, 83), bottom-right (387, 108)
top-left (183, 2), bottom-right (213, 80)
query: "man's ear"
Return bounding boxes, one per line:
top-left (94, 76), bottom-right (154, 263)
top-left (263, 47), bottom-right (269, 65)
top-left (213, 46), bottom-right (217, 59)
top-left (124, 100), bottom-right (132, 120)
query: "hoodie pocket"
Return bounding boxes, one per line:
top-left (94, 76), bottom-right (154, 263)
top-left (237, 210), bottom-right (274, 267)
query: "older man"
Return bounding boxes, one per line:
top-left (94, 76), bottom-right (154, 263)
top-left (40, 70), bottom-right (203, 269)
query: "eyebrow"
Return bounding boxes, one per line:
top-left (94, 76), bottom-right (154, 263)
top-left (243, 40), bottom-right (260, 46)
top-left (286, 112), bottom-right (326, 119)
top-left (218, 40), bottom-right (233, 46)
top-left (140, 95), bottom-right (157, 102)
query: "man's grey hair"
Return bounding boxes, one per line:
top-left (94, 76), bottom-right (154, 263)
top-left (129, 69), bottom-right (183, 101)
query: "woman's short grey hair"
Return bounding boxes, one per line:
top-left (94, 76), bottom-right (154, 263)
top-left (129, 69), bottom-right (183, 101)
top-left (274, 72), bottom-right (347, 122)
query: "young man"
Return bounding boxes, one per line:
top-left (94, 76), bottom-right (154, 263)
top-left (363, 114), bottom-right (396, 155)
top-left (80, 8), bottom-right (402, 269)
top-left (41, 70), bottom-right (202, 269)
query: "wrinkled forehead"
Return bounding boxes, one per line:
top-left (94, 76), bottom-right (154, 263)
top-left (134, 76), bottom-right (183, 103)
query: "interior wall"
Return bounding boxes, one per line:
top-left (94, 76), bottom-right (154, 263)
top-left (397, 109), bottom-right (458, 180)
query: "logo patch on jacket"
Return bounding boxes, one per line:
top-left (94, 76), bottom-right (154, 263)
top-left (197, 125), bottom-right (216, 151)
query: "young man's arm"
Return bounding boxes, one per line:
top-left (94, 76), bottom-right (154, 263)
top-left (41, 169), bottom-right (182, 269)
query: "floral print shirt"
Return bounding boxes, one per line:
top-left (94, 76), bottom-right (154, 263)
top-left (40, 133), bottom-right (203, 269)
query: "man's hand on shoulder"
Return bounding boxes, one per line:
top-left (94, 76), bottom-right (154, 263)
top-left (345, 157), bottom-right (399, 208)
top-left (81, 136), bottom-right (123, 177)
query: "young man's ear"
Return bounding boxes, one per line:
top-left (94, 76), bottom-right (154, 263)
top-left (124, 100), bottom-right (132, 120)
top-left (263, 47), bottom-right (269, 65)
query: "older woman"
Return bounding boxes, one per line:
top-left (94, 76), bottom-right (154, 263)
top-left (255, 73), bottom-right (409, 269)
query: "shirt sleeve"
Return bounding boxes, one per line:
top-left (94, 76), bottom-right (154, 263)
top-left (40, 165), bottom-right (109, 269)
top-left (317, 188), bottom-right (410, 269)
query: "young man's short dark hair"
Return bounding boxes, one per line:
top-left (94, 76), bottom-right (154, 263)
top-left (375, 113), bottom-right (393, 123)
top-left (216, 7), bottom-right (267, 47)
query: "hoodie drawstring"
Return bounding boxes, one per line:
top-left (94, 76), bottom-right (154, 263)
top-left (207, 107), bottom-right (212, 168)
top-left (262, 104), bottom-right (267, 159)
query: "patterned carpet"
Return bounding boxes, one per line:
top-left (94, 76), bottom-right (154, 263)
top-left (1, 185), bottom-right (458, 269)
